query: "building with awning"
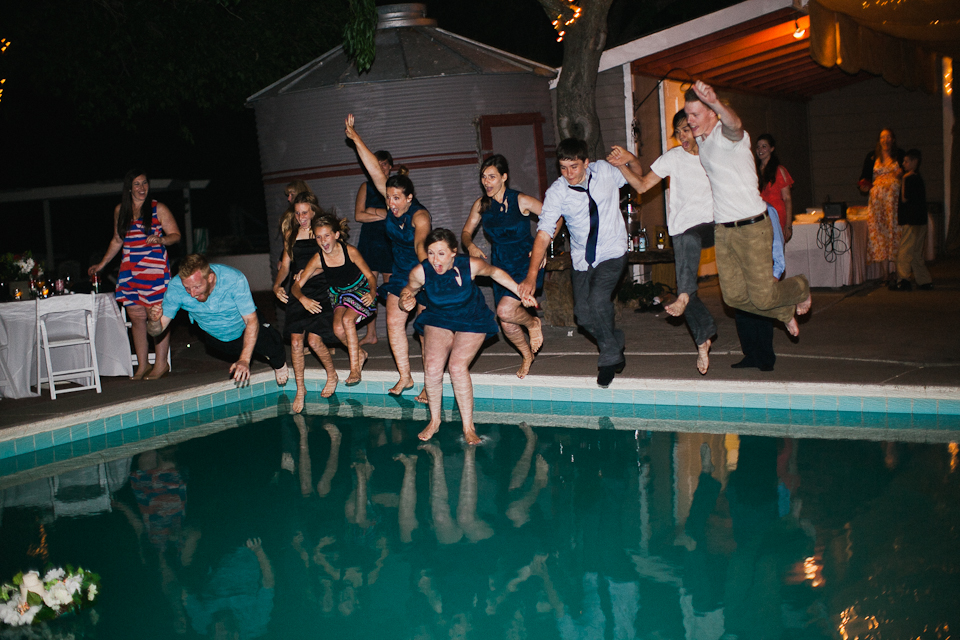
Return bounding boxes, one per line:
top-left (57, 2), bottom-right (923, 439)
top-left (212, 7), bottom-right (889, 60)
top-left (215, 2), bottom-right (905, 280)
top-left (586, 0), bottom-right (955, 255)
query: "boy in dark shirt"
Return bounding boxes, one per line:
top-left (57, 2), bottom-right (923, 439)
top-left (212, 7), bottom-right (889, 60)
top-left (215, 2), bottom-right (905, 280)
top-left (891, 149), bottom-right (932, 291)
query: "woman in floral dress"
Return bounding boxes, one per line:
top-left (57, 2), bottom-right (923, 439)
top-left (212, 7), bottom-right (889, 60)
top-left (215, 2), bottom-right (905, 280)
top-left (859, 129), bottom-right (904, 266)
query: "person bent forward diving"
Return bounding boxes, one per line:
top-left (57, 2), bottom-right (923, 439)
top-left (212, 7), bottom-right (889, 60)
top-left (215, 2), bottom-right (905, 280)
top-left (683, 81), bottom-right (811, 335)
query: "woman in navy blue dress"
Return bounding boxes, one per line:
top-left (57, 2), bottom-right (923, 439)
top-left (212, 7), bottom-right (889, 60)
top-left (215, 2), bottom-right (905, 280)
top-left (461, 155), bottom-right (552, 379)
top-left (345, 114), bottom-right (432, 397)
top-left (354, 150), bottom-right (395, 347)
top-left (401, 229), bottom-right (536, 445)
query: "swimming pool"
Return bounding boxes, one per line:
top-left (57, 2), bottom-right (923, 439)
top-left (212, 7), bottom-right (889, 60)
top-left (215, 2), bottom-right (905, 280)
top-left (1, 389), bottom-right (958, 639)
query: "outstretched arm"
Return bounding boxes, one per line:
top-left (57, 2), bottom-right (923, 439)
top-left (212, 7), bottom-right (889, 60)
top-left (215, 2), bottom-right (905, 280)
top-left (345, 114), bottom-right (388, 196)
top-left (398, 265), bottom-right (426, 312)
top-left (291, 253), bottom-right (325, 314)
top-left (519, 231), bottom-right (551, 299)
top-left (473, 257), bottom-right (536, 307)
top-left (608, 145), bottom-right (662, 194)
top-left (146, 304), bottom-right (173, 337)
top-left (692, 80), bottom-right (743, 141)
top-left (461, 199), bottom-right (487, 259)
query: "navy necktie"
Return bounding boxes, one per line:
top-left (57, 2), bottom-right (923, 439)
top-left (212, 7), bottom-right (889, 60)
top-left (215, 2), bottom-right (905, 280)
top-left (568, 175), bottom-right (599, 265)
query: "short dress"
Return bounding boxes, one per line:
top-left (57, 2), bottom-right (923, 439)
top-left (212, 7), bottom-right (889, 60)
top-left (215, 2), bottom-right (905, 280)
top-left (379, 198), bottom-right (428, 300)
top-left (481, 189), bottom-right (543, 304)
top-left (116, 200), bottom-right (171, 307)
top-left (356, 182), bottom-right (394, 274)
top-left (283, 238), bottom-right (337, 343)
top-left (413, 254), bottom-right (499, 338)
top-left (319, 240), bottom-right (376, 323)
top-left (759, 166), bottom-right (794, 235)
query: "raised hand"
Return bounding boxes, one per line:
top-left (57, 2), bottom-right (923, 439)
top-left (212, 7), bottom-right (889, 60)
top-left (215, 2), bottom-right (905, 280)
top-left (345, 114), bottom-right (358, 141)
top-left (692, 80), bottom-right (717, 105)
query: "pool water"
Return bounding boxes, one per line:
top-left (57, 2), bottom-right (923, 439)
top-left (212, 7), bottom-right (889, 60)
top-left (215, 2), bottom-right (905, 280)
top-left (1, 395), bottom-right (958, 639)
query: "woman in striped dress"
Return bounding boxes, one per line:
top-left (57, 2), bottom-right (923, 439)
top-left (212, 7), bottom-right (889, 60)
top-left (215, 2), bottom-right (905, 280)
top-left (89, 169), bottom-right (181, 379)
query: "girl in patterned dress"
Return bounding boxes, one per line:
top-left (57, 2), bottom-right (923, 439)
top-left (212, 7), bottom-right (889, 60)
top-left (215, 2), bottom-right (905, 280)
top-left (89, 170), bottom-right (181, 379)
top-left (293, 213), bottom-right (377, 386)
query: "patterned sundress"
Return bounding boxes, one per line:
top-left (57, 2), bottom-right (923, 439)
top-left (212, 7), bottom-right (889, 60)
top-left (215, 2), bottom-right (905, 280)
top-left (866, 158), bottom-right (903, 263)
top-left (116, 200), bottom-right (171, 306)
top-left (319, 240), bottom-right (376, 324)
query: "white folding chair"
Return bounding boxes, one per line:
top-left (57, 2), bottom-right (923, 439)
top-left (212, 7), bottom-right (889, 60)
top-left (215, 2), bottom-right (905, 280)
top-left (120, 305), bottom-right (172, 371)
top-left (35, 293), bottom-right (102, 400)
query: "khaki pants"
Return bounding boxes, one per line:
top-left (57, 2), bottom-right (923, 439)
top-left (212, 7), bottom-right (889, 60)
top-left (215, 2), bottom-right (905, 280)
top-left (715, 216), bottom-right (809, 323)
top-left (896, 224), bottom-right (932, 285)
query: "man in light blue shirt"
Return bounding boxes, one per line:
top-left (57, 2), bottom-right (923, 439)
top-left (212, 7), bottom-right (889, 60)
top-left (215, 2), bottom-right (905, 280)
top-left (519, 138), bottom-right (631, 387)
top-left (148, 254), bottom-right (288, 385)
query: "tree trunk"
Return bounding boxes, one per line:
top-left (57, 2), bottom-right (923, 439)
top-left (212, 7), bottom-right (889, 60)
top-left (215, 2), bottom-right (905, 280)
top-left (538, 0), bottom-right (615, 160)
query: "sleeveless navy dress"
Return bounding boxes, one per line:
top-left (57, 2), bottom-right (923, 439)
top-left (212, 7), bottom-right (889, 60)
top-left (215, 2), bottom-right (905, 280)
top-left (379, 198), bottom-right (427, 300)
top-left (356, 181), bottom-right (394, 274)
top-left (283, 239), bottom-right (337, 343)
top-left (481, 189), bottom-right (544, 304)
top-left (413, 255), bottom-right (499, 338)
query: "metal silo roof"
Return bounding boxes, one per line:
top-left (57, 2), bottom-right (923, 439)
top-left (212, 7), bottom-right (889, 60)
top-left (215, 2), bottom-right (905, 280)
top-left (246, 3), bottom-right (556, 104)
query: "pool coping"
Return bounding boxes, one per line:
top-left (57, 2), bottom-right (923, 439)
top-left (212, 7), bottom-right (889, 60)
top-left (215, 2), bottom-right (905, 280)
top-left (2, 369), bottom-right (959, 461)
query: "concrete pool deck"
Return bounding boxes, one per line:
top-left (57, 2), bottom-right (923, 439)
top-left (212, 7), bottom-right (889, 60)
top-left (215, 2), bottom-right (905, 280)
top-left (2, 255), bottom-right (958, 444)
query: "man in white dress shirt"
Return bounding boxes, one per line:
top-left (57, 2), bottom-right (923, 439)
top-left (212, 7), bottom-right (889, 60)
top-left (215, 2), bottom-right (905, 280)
top-left (519, 138), bottom-right (632, 387)
top-left (683, 81), bottom-right (811, 336)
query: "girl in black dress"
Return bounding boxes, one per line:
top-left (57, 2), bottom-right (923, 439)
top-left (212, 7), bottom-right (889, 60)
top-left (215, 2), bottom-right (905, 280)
top-left (293, 214), bottom-right (377, 386)
top-left (273, 193), bottom-right (339, 411)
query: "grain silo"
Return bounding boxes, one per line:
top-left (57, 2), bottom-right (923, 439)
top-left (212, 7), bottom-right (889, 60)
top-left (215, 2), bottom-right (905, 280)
top-left (246, 2), bottom-right (558, 284)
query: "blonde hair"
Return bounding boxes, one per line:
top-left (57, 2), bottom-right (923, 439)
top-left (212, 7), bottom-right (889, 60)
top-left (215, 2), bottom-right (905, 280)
top-left (312, 212), bottom-right (350, 240)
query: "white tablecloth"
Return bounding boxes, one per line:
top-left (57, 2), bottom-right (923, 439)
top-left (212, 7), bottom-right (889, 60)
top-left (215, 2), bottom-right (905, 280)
top-left (0, 293), bottom-right (133, 399)
top-left (785, 218), bottom-right (886, 287)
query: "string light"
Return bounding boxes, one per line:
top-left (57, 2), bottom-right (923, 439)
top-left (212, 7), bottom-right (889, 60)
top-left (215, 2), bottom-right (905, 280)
top-left (0, 38), bottom-right (8, 104)
top-left (944, 57), bottom-right (953, 96)
top-left (551, 2), bottom-right (582, 42)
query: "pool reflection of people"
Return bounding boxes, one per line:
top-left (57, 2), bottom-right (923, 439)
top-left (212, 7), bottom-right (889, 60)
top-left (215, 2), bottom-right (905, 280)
top-left (399, 229), bottom-right (537, 445)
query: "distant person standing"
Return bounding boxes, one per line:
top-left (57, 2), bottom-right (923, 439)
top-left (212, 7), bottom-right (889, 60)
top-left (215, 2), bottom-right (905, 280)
top-left (890, 149), bottom-right (932, 291)
top-left (859, 129), bottom-right (905, 269)
top-left (519, 138), bottom-right (633, 387)
top-left (354, 150), bottom-right (395, 346)
top-left (683, 81), bottom-right (811, 337)
top-left (608, 111), bottom-right (717, 375)
top-left (755, 134), bottom-right (794, 243)
top-left (89, 169), bottom-right (181, 380)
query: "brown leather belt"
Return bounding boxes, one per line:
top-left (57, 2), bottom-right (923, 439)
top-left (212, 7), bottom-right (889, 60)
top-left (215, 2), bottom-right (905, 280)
top-left (720, 212), bottom-right (767, 228)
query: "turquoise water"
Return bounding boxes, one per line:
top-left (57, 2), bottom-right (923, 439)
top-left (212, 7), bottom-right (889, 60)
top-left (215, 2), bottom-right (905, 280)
top-left (1, 393), bottom-right (958, 639)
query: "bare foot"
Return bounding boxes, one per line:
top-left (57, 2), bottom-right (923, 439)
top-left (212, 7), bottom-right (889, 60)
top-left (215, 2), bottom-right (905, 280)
top-left (517, 354), bottom-right (534, 379)
top-left (415, 388), bottom-right (428, 404)
top-left (275, 364), bottom-right (290, 386)
top-left (293, 389), bottom-right (306, 413)
top-left (321, 372), bottom-right (339, 398)
top-left (388, 377), bottom-right (414, 396)
top-left (696, 338), bottom-right (711, 375)
top-left (358, 330), bottom-right (378, 346)
top-left (665, 293), bottom-right (689, 317)
top-left (528, 316), bottom-right (543, 353)
top-left (346, 351), bottom-right (368, 385)
top-left (797, 292), bottom-right (812, 315)
top-left (302, 346), bottom-right (311, 356)
top-left (462, 426), bottom-right (481, 445)
top-left (418, 421), bottom-right (441, 441)
top-left (786, 317), bottom-right (799, 337)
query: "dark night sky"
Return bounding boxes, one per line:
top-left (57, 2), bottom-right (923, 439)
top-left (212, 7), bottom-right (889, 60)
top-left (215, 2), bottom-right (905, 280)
top-left (0, 0), bottom-right (733, 266)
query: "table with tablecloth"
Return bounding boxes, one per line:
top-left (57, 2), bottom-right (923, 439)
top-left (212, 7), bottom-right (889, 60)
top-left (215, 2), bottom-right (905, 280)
top-left (785, 210), bottom-right (889, 287)
top-left (0, 293), bottom-right (133, 399)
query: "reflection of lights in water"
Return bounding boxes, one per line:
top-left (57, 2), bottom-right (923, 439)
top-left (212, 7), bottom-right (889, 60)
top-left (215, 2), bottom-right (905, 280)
top-left (838, 604), bottom-right (879, 640)
top-left (804, 553), bottom-right (825, 587)
top-left (27, 523), bottom-right (49, 562)
top-left (949, 442), bottom-right (958, 473)
top-left (724, 433), bottom-right (739, 470)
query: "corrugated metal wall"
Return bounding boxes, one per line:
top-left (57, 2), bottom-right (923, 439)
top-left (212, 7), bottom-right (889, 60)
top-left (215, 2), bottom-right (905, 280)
top-left (597, 66), bottom-right (629, 150)
top-left (253, 73), bottom-right (555, 330)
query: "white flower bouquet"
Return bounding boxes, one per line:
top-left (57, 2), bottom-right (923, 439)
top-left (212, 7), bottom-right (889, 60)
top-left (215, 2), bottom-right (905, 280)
top-left (0, 567), bottom-right (100, 627)
top-left (0, 252), bottom-right (44, 281)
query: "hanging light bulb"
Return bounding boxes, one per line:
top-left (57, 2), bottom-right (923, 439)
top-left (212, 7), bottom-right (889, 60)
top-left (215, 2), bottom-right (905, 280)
top-left (793, 19), bottom-right (806, 38)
